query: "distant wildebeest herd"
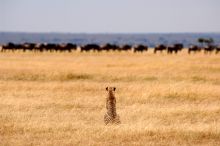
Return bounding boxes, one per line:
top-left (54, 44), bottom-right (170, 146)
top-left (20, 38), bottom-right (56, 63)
top-left (0, 42), bottom-right (220, 54)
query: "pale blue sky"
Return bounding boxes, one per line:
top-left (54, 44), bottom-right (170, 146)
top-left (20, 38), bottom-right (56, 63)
top-left (0, 0), bottom-right (219, 33)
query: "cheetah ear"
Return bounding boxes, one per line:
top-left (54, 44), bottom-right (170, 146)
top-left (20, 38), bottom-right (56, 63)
top-left (113, 87), bottom-right (116, 91)
top-left (106, 87), bottom-right (108, 91)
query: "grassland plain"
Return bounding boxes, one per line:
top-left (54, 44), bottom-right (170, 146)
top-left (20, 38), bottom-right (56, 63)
top-left (0, 50), bottom-right (220, 146)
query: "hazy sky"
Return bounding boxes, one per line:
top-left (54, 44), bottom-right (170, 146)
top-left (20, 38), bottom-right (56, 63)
top-left (0, 0), bottom-right (220, 33)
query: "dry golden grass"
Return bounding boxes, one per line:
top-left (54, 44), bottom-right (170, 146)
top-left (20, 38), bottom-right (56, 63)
top-left (0, 50), bottom-right (220, 146)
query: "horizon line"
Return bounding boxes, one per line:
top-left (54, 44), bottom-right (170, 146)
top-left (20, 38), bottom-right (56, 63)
top-left (1, 31), bottom-right (220, 35)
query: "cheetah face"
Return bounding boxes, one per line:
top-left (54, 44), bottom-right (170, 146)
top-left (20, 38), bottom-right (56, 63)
top-left (106, 87), bottom-right (116, 92)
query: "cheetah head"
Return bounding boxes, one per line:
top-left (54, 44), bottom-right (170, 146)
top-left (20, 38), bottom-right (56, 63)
top-left (106, 87), bottom-right (116, 92)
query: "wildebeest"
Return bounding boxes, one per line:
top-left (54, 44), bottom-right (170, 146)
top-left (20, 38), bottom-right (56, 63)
top-left (167, 43), bottom-right (183, 54)
top-left (188, 45), bottom-right (201, 54)
top-left (33, 43), bottom-right (77, 52)
top-left (81, 44), bottom-right (100, 52)
top-left (133, 45), bottom-right (148, 53)
top-left (22, 43), bottom-right (36, 52)
top-left (2, 42), bottom-right (14, 52)
top-left (216, 46), bottom-right (220, 54)
top-left (44, 43), bottom-right (57, 52)
top-left (119, 45), bottom-right (132, 51)
top-left (154, 44), bottom-right (167, 53)
top-left (2, 42), bottom-right (23, 52)
top-left (204, 45), bottom-right (215, 54)
top-left (56, 43), bottom-right (77, 52)
top-left (3, 42), bottom-right (219, 55)
top-left (34, 43), bottom-right (46, 52)
top-left (101, 43), bottom-right (119, 51)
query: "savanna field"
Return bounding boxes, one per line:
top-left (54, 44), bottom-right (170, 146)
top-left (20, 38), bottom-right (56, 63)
top-left (0, 50), bottom-right (220, 146)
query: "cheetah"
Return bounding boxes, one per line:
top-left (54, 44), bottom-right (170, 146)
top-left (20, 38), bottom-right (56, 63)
top-left (104, 87), bottom-right (121, 125)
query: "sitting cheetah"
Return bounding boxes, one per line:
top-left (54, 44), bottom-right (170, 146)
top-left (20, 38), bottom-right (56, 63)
top-left (104, 87), bottom-right (121, 125)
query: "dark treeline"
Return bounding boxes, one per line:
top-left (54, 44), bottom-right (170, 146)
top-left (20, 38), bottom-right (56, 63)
top-left (1, 42), bottom-right (220, 54)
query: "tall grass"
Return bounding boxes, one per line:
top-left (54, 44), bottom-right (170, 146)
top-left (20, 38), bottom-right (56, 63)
top-left (0, 51), bottom-right (220, 146)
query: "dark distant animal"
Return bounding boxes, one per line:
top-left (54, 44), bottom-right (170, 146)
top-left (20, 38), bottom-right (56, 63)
top-left (133, 45), bottom-right (148, 53)
top-left (22, 43), bottom-right (36, 52)
top-left (2, 42), bottom-right (23, 52)
top-left (104, 87), bottom-right (121, 125)
top-left (56, 43), bottom-right (77, 52)
top-left (101, 43), bottom-right (119, 51)
top-left (34, 43), bottom-right (46, 52)
top-left (167, 43), bottom-right (183, 54)
top-left (154, 44), bottom-right (167, 53)
top-left (43, 43), bottom-right (55, 52)
top-left (167, 45), bottom-right (176, 54)
top-left (215, 46), bottom-right (220, 54)
top-left (66, 43), bottom-right (77, 52)
top-left (175, 43), bottom-right (184, 51)
top-left (119, 45), bottom-right (132, 51)
top-left (204, 45), bottom-right (215, 54)
top-left (2, 42), bottom-right (15, 52)
top-left (188, 45), bottom-right (201, 54)
top-left (81, 44), bottom-right (100, 52)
